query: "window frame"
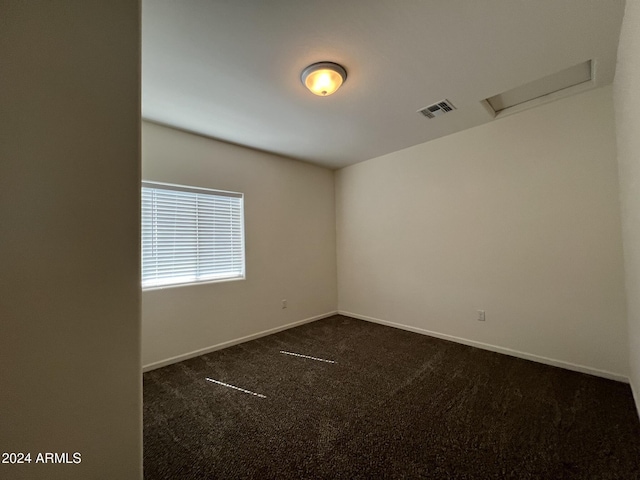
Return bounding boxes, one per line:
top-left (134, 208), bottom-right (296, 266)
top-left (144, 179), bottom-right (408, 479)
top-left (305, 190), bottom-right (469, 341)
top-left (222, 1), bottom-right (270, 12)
top-left (141, 181), bottom-right (246, 291)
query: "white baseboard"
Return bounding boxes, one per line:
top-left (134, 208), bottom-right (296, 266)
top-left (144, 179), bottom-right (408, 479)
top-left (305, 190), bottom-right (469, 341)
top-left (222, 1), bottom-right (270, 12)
top-left (143, 311), bottom-right (338, 372)
top-left (339, 310), bottom-right (629, 383)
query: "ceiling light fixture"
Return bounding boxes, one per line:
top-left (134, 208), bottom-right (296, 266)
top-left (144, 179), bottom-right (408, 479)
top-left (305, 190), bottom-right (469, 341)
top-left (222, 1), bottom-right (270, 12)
top-left (301, 62), bottom-right (347, 97)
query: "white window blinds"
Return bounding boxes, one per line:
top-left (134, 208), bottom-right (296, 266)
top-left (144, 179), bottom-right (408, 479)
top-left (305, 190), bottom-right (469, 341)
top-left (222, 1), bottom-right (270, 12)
top-left (142, 182), bottom-right (245, 289)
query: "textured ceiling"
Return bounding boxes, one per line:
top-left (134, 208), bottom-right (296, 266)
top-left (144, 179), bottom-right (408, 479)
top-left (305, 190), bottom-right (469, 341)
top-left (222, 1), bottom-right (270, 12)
top-left (142, 0), bottom-right (625, 169)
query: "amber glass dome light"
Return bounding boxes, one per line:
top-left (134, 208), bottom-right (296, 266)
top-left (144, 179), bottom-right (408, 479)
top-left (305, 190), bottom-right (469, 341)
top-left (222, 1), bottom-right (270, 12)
top-left (301, 62), bottom-right (347, 96)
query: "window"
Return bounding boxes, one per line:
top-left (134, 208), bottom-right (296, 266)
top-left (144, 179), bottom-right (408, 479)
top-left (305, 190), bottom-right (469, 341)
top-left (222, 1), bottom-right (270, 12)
top-left (141, 182), bottom-right (245, 289)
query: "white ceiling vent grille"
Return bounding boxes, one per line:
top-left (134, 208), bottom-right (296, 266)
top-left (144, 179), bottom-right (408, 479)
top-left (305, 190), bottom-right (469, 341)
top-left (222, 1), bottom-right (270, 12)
top-left (418, 99), bottom-right (456, 119)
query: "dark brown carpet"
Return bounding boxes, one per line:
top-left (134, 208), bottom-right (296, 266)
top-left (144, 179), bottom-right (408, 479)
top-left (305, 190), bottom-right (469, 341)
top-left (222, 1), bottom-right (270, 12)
top-left (143, 315), bottom-right (640, 479)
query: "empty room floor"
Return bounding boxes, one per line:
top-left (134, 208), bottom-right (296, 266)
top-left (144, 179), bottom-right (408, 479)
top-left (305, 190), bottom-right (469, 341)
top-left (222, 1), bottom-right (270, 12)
top-left (143, 315), bottom-right (640, 479)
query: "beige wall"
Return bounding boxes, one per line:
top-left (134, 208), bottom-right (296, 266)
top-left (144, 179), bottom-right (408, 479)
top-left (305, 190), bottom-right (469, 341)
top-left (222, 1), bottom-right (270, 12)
top-left (0, 3), bottom-right (141, 480)
top-left (336, 86), bottom-right (628, 379)
top-left (141, 122), bottom-right (337, 368)
top-left (614, 0), bottom-right (640, 412)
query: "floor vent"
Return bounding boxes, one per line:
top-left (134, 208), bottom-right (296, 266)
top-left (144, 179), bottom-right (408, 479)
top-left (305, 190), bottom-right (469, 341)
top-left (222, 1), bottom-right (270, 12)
top-left (418, 99), bottom-right (456, 119)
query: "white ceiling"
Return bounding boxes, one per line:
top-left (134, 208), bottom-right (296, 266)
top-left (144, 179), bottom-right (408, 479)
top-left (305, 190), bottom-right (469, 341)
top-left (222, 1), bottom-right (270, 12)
top-left (142, 0), bottom-right (625, 169)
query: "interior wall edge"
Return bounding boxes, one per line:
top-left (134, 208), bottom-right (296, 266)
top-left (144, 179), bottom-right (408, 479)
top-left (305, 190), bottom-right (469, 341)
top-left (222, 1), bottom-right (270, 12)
top-left (143, 311), bottom-right (338, 372)
top-left (338, 310), bottom-right (629, 383)
top-left (630, 379), bottom-right (640, 417)
top-left (612, 0), bottom-right (640, 420)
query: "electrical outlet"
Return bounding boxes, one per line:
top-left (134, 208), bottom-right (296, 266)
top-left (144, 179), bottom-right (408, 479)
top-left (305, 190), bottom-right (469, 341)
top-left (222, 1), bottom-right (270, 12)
top-left (282, 299), bottom-right (287, 309)
top-left (477, 310), bottom-right (485, 321)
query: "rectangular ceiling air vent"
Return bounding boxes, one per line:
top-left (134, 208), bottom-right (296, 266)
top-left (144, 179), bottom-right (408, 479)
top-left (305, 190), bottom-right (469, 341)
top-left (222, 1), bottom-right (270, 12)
top-left (418, 99), bottom-right (456, 119)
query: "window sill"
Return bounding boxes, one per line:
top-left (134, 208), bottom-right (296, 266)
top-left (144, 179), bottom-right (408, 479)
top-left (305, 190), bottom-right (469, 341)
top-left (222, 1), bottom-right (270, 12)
top-left (142, 276), bottom-right (246, 292)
